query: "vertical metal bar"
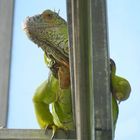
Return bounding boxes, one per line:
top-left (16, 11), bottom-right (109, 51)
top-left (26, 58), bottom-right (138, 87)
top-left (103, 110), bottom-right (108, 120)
top-left (66, 0), bottom-right (76, 126)
top-left (69, 0), bottom-right (94, 140)
top-left (91, 1), bottom-right (113, 140)
top-left (67, 0), bottom-right (113, 140)
top-left (0, 0), bottom-right (14, 128)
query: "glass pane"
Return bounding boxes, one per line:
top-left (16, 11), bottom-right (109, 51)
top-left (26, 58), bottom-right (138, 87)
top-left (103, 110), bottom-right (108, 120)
top-left (8, 0), bottom-right (66, 128)
top-left (108, 0), bottom-right (140, 140)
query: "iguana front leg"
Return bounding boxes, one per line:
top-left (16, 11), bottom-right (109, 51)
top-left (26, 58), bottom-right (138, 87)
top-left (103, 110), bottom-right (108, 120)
top-left (32, 75), bottom-right (58, 138)
top-left (110, 59), bottom-right (131, 103)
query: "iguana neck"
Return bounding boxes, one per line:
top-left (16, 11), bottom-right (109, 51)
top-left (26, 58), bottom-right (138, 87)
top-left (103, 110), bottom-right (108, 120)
top-left (43, 42), bottom-right (69, 68)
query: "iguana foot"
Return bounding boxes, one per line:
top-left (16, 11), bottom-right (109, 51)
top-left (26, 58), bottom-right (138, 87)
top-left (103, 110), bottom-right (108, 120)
top-left (65, 130), bottom-right (70, 139)
top-left (45, 124), bottom-right (57, 140)
top-left (56, 127), bottom-right (71, 139)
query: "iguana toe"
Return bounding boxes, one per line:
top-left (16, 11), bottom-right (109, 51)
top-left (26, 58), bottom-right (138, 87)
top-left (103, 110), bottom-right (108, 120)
top-left (45, 124), bottom-right (57, 140)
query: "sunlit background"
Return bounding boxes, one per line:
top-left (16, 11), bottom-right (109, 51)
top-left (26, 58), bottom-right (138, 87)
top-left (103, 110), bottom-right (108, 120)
top-left (8, 0), bottom-right (140, 140)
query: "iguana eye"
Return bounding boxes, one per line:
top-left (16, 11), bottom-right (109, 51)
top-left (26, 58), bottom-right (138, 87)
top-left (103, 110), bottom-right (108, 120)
top-left (43, 13), bottom-right (53, 20)
top-left (51, 60), bottom-right (55, 65)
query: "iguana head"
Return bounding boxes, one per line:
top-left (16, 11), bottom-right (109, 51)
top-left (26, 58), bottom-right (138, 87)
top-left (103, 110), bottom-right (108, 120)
top-left (23, 10), bottom-right (70, 88)
top-left (23, 10), bottom-right (69, 68)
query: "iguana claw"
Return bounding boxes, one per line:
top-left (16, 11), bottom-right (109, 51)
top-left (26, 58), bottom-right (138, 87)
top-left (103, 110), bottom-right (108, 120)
top-left (45, 124), bottom-right (57, 140)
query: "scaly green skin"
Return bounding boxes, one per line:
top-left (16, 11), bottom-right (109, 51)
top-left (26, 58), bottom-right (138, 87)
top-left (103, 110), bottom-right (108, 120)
top-left (32, 74), bottom-right (74, 130)
top-left (23, 9), bottom-right (130, 138)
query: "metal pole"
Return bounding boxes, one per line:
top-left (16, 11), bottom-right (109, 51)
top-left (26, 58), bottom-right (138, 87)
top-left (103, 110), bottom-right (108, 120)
top-left (67, 0), bottom-right (113, 140)
top-left (0, 0), bottom-right (15, 128)
top-left (66, 0), bottom-right (76, 127)
top-left (91, 1), bottom-right (113, 139)
top-left (68, 0), bottom-right (94, 139)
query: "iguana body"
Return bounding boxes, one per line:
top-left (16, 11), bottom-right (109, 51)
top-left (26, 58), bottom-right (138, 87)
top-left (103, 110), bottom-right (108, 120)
top-left (23, 10), bottom-right (74, 138)
top-left (23, 9), bottom-right (131, 139)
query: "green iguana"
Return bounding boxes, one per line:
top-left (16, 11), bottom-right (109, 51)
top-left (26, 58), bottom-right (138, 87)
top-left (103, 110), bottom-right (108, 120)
top-left (23, 10), bottom-right (74, 139)
top-left (23, 9), bottom-right (131, 139)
